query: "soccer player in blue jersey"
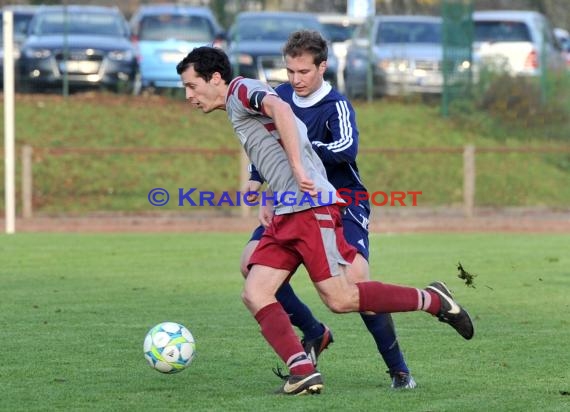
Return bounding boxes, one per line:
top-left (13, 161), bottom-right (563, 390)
top-left (176, 46), bottom-right (474, 395)
top-left (239, 30), bottom-right (416, 389)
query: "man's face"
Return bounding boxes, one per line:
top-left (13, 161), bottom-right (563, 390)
top-left (180, 65), bottom-right (220, 113)
top-left (285, 52), bottom-right (326, 97)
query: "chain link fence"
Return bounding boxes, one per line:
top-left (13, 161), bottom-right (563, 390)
top-left (441, 0), bottom-right (474, 117)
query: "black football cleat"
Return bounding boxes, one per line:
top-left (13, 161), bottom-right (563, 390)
top-left (274, 372), bottom-right (323, 395)
top-left (389, 371), bottom-right (417, 389)
top-left (427, 281), bottom-right (474, 340)
top-left (301, 324), bottom-right (334, 367)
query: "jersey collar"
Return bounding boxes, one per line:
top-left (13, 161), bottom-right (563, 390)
top-left (292, 81), bottom-right (331, 108)
top-left (226, 76), bottom-right (244, 103)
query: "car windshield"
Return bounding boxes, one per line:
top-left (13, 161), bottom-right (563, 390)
top-left (376, 21), bottom-right (442, 44)
top-left (138, 14), bottom-right (214, 42)
top-left (1, 12), bottom-right (35, 40)
top-left (474, 21), bottom-right (531, 42)
top-left (321, 22), bottom-right (361, 42)
top-left (232, 16), bottom-right (322, 42)
top-left (30, 11), bottom-right (126, 37)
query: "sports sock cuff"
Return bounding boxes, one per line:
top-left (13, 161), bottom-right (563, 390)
top-left (254, 301), bottom-right (281, 323)
top-left (356, 282), bottom-right (370, 312)
top-left (420, 289), bottom-right (431, 311)
top-left (425, 290), bottom-right (441, 315)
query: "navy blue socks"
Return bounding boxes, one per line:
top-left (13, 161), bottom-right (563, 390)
top-left (361, 313), bottom-right (409, 374)
top-left (276, 282), bottom-right (325, 341)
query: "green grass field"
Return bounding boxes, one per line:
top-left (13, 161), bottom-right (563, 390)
top-left (1, 233), bottom-right (569, 411)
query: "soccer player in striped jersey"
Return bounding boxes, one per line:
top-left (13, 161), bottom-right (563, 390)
top-left (240, 30), bottom-right (416, 389)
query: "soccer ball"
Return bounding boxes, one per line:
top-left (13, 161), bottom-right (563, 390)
top-left (143, 322), bottom-right (195, 373)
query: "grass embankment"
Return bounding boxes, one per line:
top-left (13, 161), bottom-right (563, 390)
top-left (1, 92), bottom-right (568, 214)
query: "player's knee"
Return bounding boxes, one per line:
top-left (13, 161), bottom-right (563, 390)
top-left (239, 241), bottom-right (256, 279)
top-left (241, 287), bottom-right (253, 309)
top-left (346, 254), bottom-right (370, 282)
top-left (346, 269), bottom-right (367, 283)
top-left (320, 284), bottom-right (360, 313)
top-left (322, 295), bottom-right (353, 313)
top-left (239, 261), bottom-right (250, 278)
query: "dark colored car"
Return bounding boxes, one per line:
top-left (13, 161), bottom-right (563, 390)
top-left (227, 11), bottom-right (338, 88)
top-left (554, 27), bottom-right (570, 69)
top-left (129, 4), bottom-right (225, 93)
top-left (0, 5), bottom-right (38, 88)
top-left (18, 5), bottom-right (139, 93)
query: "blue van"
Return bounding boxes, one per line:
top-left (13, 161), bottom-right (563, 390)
top-left (130, 4), bottom-right (225, 93)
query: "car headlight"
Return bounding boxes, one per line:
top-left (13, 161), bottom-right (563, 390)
top-left (1, 47), bottom-right (22, 59)
top-left (457, 60), bottom-right (471, 72)
top-left (379, 59), bottom-right (409, 72)
top-left (24, 48), bottom-right (52, 59)
top-left (107, 50), bottom-right (134, 61)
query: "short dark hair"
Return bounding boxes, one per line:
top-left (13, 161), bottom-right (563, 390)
top-left (282, 30), bottom-right (328, 66)
top-left (176, 46), bottom-right (233, 84)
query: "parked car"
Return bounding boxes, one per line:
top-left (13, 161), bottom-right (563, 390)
top-left (561, 40), bottom-right (570, 70)
top-left (317, 14), bottom-right (365, 94)
top-left (344, 15), bottom-right (444, 98)
top-left (553, 27), bottom-right (570, 69)
top-left (0, 5), bottom-right (38, 88)
top-left (227, 11), bottom-right (338, 88)
top-left (129, 4), bottom-right (225, 93)
top-left (18, 5), bottom-right (139, 93)
top-left (473, 10), bottom-right (566, 77)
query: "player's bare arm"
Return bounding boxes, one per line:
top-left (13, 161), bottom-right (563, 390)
top-left (261, 95), bottom-right (316, 195)
top-left (258, 189), bottom-right (274, 227)
top-left (242, 179), bottom-right (262, 202)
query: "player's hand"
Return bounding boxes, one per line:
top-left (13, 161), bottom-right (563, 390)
top-left (293, 168), bottom-right (316, 197)
top-left (258, 202), bottom-right (274, 228)
top-left (242, 180), bottom-right (262, 202)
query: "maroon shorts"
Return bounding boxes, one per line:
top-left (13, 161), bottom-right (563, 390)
top-left (248, 205), bottom-right (357, 282)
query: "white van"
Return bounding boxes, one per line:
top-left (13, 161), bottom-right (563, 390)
top-left (473, 10), bottom-right (565, 76)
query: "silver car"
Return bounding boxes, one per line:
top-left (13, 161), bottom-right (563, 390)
top-left (345, 15), bottom-right (444, 98)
